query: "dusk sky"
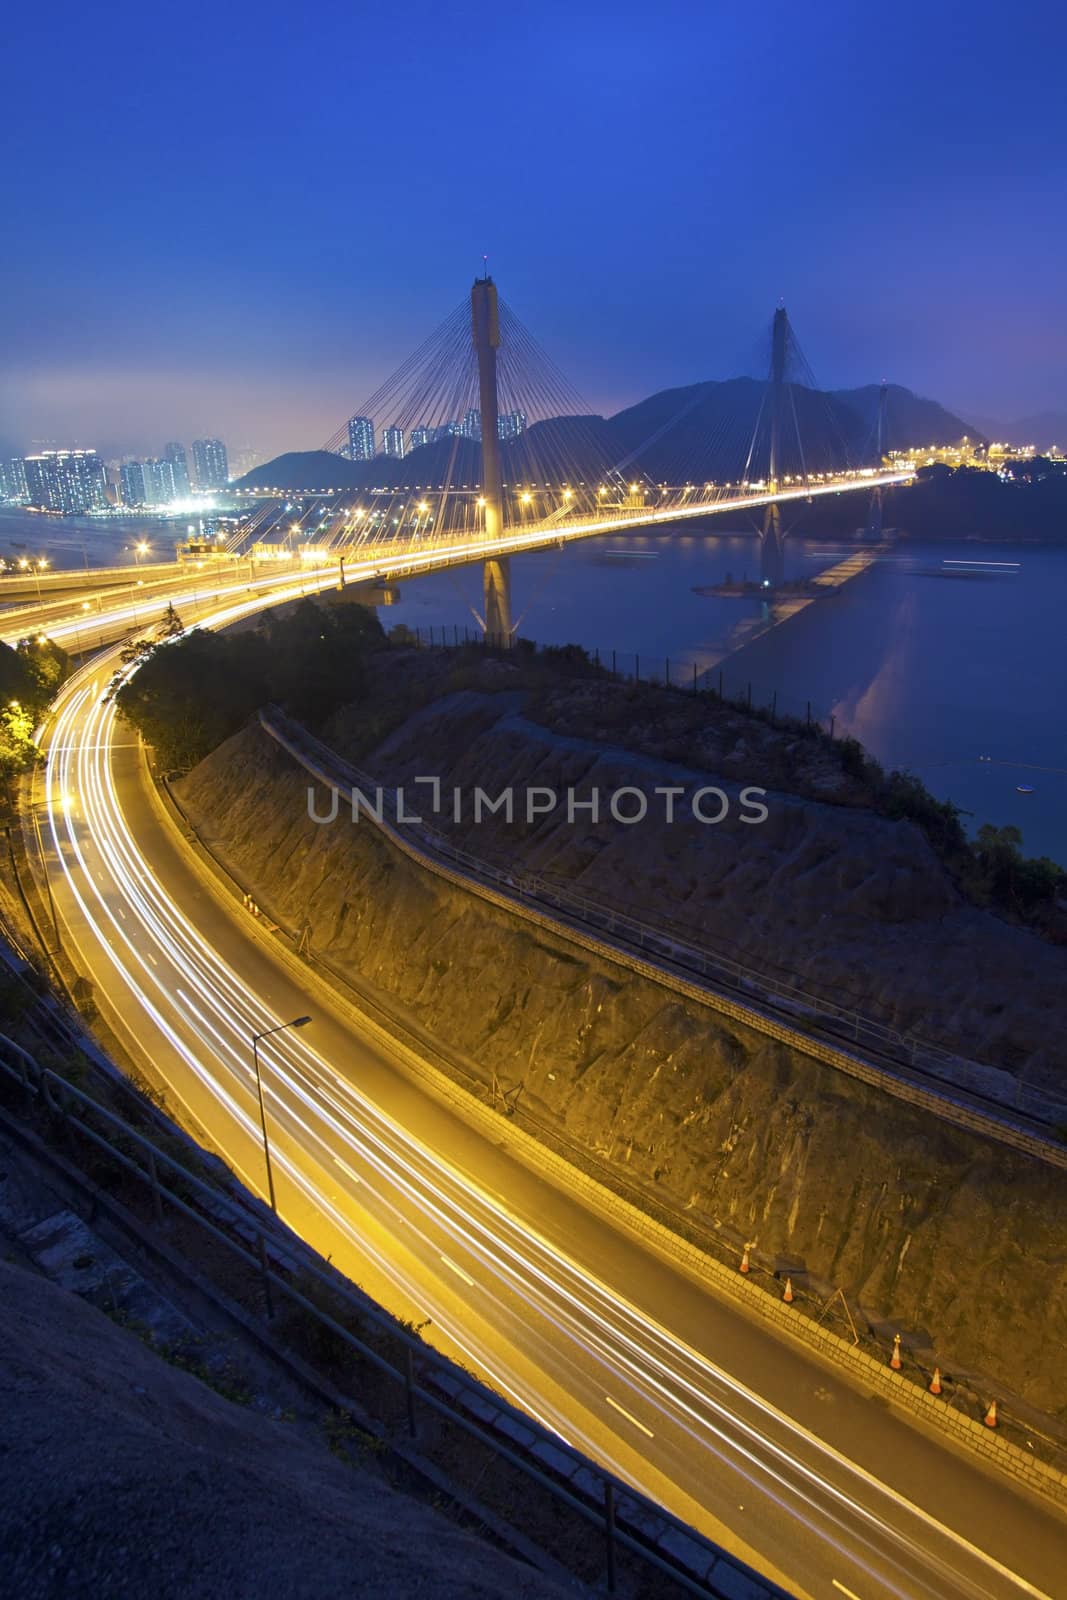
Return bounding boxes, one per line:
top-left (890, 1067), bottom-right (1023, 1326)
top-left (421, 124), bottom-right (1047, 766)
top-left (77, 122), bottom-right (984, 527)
top-left (3, 0), bottom-right (1064, 459)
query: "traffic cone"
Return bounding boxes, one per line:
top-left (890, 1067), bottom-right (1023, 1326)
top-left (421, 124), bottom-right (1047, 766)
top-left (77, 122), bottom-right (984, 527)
top-left (929, 1367), bottom-right (943, 1396)
top-left (890, 1333), bottom-right (902, 1370)
top-left (984, 1400), bottom-right (998, 1428)
top-left (739, 1244), bottom-right (751, 1275)
top-left (783, 1276), bottom-right (794, 1303)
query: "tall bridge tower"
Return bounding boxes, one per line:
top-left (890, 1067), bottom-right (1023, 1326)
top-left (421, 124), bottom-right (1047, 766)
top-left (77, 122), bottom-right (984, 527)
top-left (760, 305), bottom-right (788, 587)
top-left (471, 274), bottom-right (511, 641)
top-left (866, 379), bottom-right (889, 538)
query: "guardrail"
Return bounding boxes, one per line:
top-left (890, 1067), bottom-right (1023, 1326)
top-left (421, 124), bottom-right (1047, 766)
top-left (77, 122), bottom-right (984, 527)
top-left (0, 1026), bottom-right (792, 1600)
top-left (260, 706), bottom-right (1067, 1151)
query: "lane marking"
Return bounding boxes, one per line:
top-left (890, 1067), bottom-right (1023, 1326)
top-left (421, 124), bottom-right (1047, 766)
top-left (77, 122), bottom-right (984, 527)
top-left (331, 1154), bottom-right (361, 1185)
top-left (604, 1394), bottom-right (654, 1439)
top-left (440, 1253), bottom-right (475, 1288)
top-left (832, 1583), bottom-right (863, 1600)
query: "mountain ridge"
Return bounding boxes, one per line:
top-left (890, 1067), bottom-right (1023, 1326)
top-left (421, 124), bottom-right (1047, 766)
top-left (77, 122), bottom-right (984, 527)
top-left (233, 379), bottom-right (981, 494)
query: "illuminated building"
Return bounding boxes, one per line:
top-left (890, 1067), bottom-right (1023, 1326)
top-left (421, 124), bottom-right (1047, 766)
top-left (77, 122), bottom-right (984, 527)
top-left (23, 450), bottom-right (107, 513)
top-left (498, 409), bottom-right (527, 441)
top-left (192, 437), bottom-right (229, 489)
top-left (347, 416), bottom-right (375, 461)
top-left (164, 442), bottom-right (190, 496)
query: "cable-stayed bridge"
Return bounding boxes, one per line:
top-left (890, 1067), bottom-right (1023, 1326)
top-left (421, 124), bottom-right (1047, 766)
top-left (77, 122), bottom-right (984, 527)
top-left (229, 276), bottom-right (914, 636)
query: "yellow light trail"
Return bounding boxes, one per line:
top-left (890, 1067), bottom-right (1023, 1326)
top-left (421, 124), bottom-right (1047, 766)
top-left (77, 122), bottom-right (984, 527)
top-left (22, 542), bottom-right (1064, 1600)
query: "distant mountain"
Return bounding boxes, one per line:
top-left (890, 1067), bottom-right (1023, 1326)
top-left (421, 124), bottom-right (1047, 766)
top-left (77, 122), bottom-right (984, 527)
top-left (966, 411), bottom-right (1067, 451)
top-left (238, 450), bottom-right (368, 492)
top-left (832, 384), bottom-right (984, 452)
top-left (234, 380), bottom-right (981, 495)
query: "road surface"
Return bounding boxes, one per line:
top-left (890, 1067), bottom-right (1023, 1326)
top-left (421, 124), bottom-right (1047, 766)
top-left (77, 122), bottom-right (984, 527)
top-left (22, 599), bottom-right (1067, 1600)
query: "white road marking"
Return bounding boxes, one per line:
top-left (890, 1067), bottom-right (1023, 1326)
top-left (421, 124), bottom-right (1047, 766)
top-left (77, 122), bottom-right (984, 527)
top-left (440, 1253), bottom-right (475, 1287)
top-left (833, 1581), bottom-right (864, 1600)
top-left (604, 1394), bottom-right (654, 1438)
top-left (331, 1154), bottom-right (361, 1184)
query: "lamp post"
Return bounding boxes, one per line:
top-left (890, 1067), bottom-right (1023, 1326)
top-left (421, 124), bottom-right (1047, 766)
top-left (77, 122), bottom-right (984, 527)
top-left (22, 557), bottom-right (48, 602)
top-left (250, 1015), bottom-right (312, 1212)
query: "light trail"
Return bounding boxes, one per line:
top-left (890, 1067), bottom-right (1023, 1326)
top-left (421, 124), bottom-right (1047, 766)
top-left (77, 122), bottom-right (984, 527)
top-left (3, 469), bottom-right (913, 658)
top-left (24, 577), bottom-right (1065, 1600)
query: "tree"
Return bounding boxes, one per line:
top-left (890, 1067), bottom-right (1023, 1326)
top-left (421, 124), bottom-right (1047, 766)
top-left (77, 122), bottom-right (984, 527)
top-left (0, 702), bottom-right (39, 781)
top-left (113, 597), bottom-right (387, 771)
top-left (157, 602), bottom-right (185, 640)
top-left (17, 635), bottom-right (71, 703)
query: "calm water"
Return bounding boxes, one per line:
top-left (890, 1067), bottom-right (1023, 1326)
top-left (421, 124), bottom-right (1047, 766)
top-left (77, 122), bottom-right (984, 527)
top-left (4, 507), bottom-right (1063, 863)
top-left (376, 525), bottom-right (1067, 865)
top-left (0, 506), bottom-right (204, 568)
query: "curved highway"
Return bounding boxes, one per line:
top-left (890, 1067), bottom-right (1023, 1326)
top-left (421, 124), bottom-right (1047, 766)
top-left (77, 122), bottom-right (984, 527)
top-left (15, 583), bottom-right (1067, 1600)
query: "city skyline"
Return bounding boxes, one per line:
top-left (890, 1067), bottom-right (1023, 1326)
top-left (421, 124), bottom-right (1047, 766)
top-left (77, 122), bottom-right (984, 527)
top-left (2, 0), bottom-right (1064, 461)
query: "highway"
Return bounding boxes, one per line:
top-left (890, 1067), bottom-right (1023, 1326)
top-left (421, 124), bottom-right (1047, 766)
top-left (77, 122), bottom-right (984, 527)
top-left (1, 465), bottom-right (915, 646)
top-left (13, 579), bottom-right (1067, 1600)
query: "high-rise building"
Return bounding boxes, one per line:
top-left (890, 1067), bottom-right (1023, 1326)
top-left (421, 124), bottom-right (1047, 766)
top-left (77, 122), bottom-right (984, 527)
top-left (498, 410), bottom-right (527, 442)
top-left (462, 408), bottom-right (482, 441)
top-left (380, 426), bottom-right (405, 459)
top-left (228, 447), bottom-right (264, 481)
top-left (191, 438), bottom-right (229, 490)
top-left (163, 442), bottom-right (190, 497)
top-left (23, 450), bottom-right (106, 514)
top-left (143, 459), bottom-right (176, 504)
top-left (0, 458), bottom-right (28, 501)
top-left (120, 459), bottom-right (176, 506)
top-left (432, 421), bottom-right (461, 442)
top-left (408, 426), bottom-right (433, 452)
top-left (347, 416), bottom-right (375, 461)
top-left (120, 462), bottom-right (147, 507)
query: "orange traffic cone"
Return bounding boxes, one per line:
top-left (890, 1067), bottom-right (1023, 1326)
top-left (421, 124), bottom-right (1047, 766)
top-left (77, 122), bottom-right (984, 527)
top-left (890, 1333), bottom-right (902, 1370)
top-left (739, 1245), bottom-right (751, 1275)
top-left (929, 1367), bottom-right (943, 1396)
top-left (783, 1276), bottom-right (794, 1303)
top-left (984, 1400), bottom-right (998, 1428)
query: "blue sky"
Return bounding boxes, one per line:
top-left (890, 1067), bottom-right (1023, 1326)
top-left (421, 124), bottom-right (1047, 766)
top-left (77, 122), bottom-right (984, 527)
top-left (2, 0), bottom-right (1064, 456)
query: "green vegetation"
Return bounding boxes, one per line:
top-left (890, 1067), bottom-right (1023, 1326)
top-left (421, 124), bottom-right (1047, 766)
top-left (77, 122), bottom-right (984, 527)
top-left (0, 635), bottom-right (71, 817)
top-left (114, 598), bottom-right (386, 773)
top-left (115, 615), bottom-right (1064, 935)
top-left (973, 823), bottom-right (1066, 915)
top-left (834, 738), bottom-right (1064, 926)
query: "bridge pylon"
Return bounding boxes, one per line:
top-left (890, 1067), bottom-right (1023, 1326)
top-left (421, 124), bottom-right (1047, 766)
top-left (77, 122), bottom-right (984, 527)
top-left (865, 379), bottom-right (889, 539)
top-left (760, 305), bottom-right (789, 587)
top-left (471, 273), bottom-right (512, 640)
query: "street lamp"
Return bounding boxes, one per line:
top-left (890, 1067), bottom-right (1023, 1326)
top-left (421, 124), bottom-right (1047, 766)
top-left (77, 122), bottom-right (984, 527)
top-left (27, 557), bottom-right (48, 602)
top-left (250, 1015), bottom-right (312, 1212)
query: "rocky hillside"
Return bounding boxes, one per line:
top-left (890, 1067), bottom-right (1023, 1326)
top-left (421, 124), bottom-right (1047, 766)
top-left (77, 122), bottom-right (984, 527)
top-left (177, 717), bottom-right (1067, 1414)
top-left (326, 670), bottom-right (1066, 1103)
top-left (0, 1259), bottom-right (571, 1600)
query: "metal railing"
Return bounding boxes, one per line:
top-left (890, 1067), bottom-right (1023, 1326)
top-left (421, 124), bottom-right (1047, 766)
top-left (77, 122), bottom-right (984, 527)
top-left (0, 1027), bottom-right (791, 1600)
